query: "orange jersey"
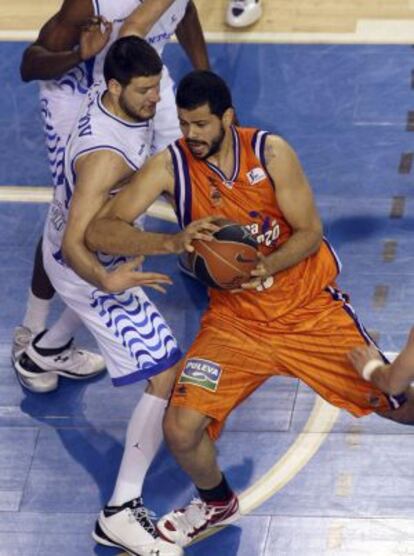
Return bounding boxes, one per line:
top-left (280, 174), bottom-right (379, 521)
top-left (169, 127), bottom-right (340, 322)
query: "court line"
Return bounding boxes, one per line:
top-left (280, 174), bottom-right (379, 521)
top-left (0, 185), bottom-right (177, 222)
top-left (2, 21), bottom-right (414, 44)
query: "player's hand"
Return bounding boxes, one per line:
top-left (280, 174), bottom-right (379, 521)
top-left (102, 256), bottom-right (172, 293)
top-left (173, 217), bottom-right (220, 254)
top-left (347, 344), bottom-right (382, 379)
top-left (238, 253), bottom-right (274, 291)
top-left (80, 16), bottom-right (113, 61)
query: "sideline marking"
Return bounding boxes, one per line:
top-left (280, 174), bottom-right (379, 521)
top-left (0, 185), bottom-right (177, 222)
top-left (3, 22), bottom-right (414, 43)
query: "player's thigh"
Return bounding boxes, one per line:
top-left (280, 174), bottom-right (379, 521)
top-left (170, 312), bottom-right (273, 439)
top-left (273, 304), bottom-right (393, 416)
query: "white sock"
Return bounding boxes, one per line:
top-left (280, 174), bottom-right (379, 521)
top-left (22, 290), bottom-right (51, 334)
top-left (36, 307), bottom-right (82, 348)
top-left (108, 392), bottom-right (167, 507)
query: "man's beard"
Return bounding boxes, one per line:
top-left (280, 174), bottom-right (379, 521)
top-left (187, 125), bottom-right (225, 159)
top-left (119, 94), bottom-right (153, 123)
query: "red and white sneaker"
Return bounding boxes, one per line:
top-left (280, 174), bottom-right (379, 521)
top-left (157, 494), bottom-right (240, 547)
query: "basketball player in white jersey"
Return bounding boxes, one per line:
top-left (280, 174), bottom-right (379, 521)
top-left (15, 0), bottom-right (210, 392)
top-left (29, 35), bottom-right (213, 555)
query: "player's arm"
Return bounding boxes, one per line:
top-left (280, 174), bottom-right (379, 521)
top-left (62, 151), bottom-right (172, 293)
top-left (175, 1), bottom-right (210, 70)
top-left (118, 0), bottom-right (177, 38)
top-left (86, 149), bottom-right (217, 255)
top-left (349, 329), bottom-right (414, 395)
top-left (20, 0), bottom-right (111, 82)
top-left (250, 135), bottom-right (323, 282)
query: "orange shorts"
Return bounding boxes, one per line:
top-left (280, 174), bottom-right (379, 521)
top-left (170, 288), bottom-right (398, 440)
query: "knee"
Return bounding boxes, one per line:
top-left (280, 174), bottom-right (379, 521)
top-left (163, 407), bottom-right (205, 453)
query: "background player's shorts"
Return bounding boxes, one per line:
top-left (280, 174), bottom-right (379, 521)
top-left (170, 288), bottom-right (401, 439)
top-left (43, 242), bottom-right (182, 386)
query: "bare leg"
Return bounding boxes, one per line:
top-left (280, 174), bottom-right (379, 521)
top-left (163, 405), bottom-right (222, 489)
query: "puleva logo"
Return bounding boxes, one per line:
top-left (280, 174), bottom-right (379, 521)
top-left (179, 358), bottom-right (222, 392)
top-left (246, 167), bottom-right (267, 185)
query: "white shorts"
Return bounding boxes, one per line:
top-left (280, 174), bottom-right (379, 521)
top-left (43, 242), bottom-right (182, 386)
top-left (151, 67), bottom-right (181, 154)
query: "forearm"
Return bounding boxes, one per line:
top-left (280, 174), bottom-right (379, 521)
top-left (20, 45), bottom-right (82, 82)
top-left (264, 229), bottom-right (322, 275)
top-left (86, 218), bottom-right (179, 256)
top-left (62, 240), bottom-right (110, 290)
top-left (175, 2), bottom-right (210, 70)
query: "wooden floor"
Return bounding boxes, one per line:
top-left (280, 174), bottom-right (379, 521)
top-left (3, 0), bottom-right (414, 39)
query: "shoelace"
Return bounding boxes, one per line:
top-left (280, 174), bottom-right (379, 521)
top-left (129, 504), bottom-right (158, 537)
top-left (171, 498), bottom-right (216, 534)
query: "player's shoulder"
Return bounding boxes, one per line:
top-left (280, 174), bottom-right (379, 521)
top-left (262, 134), bottom-right (297, 164)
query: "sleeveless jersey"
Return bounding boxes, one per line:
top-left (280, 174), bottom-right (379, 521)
top-left (43, 81), bottom-right (152, 267)
top-left (169, 127), bottom-right (342, 322)
top-left (39, 0), bottom-right (189, 102)
top-left (38, 0), bottom-right (189, 184)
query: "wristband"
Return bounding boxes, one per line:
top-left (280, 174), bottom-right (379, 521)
top-left (361, 359), bottom-right (383, 382)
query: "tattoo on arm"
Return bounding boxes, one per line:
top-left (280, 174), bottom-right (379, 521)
top-left (164, 154), bottom-right (175, 178)
top-left (264, 136), bottom-right (279, 166)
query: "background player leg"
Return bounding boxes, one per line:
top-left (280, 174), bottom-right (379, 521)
top-left (12, 236), bottom-right (55, 360)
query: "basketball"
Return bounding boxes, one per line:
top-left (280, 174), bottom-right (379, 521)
top-left (187, 219), bottom-right (259, 290)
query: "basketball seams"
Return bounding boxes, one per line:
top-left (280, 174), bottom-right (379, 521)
top-left (197, 239), bottom-right (256, 278)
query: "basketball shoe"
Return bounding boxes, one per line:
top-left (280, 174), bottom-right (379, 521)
top-left (93, 497), bottom-right (183, 556)
top-left (226, 0), bottom-right (262, 28)
top-left (14, 330), bottom-right (105, 393)
top-left (157, 494), bottom-right (240, 547)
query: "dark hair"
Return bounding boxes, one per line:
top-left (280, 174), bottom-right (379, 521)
top-left (176, 70), bottom-right (233, 118)
top-left (103, 36), bottom-right (162, 86)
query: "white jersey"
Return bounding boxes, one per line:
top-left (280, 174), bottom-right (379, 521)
top-left (43, 81), bottom-right (152, 264)
top-left (39, 0), bottom-right (189, 184)
top-left (42, 80), bottom-right (181, 384)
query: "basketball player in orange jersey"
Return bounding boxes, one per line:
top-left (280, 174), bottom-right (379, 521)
top-left (85, 70), bottom-right (414, 547)
top-left (349, 327), bottom-right (414, 397)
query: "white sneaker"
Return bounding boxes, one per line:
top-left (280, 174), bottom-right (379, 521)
top-left (12, 326), bottom-right (58, 393)
top-left (11, 325), bottom-right (33, 363)
top-left (15, 332), bottom-right (106, 384)
top-left (93, 497), bottom-right (183, 556)
top-left (157, 495), bottom-right (240, 547)
top-left (226, 0), bottom-right (262, 28)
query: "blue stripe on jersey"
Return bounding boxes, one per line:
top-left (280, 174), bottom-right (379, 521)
top-left (322, 237), bottom-right (342, 274)
top-left (324, 285), bottom-right (407, 410)
top-left (252, 130), bottom-right (275, 190)
top-left (169, 141), bottom-right (192, 229)
top-left (97, 94), bottom-right (150, 128)
top-left (93, 0), bottom-right (100, 16)
top-left (206, 126), bottom-right (240, 186)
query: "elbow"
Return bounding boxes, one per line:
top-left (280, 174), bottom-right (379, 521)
top-left (309, 224), bottom-right (323, 255)
top-left (20, 63), bottom-right (33, 83)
